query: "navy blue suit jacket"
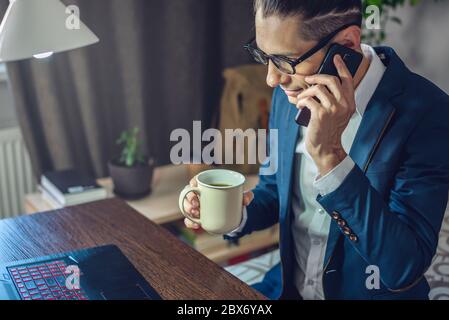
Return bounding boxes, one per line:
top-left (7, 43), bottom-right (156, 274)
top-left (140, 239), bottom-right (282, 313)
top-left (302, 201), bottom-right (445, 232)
top-left (227, 47), bottom-right (449, 300)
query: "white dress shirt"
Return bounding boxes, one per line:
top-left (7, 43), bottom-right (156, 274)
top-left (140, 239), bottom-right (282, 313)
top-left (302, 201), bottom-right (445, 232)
top-left (228, 44), bottom-right (386, 300)
top-left (293, 44), bottom-right (386, 299)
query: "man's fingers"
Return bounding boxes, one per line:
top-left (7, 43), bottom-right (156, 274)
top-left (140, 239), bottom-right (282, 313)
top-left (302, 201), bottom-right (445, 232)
top-left (297, 96), bottom-right (322, 114)
top-left (305, 74), bottom-right (342, 101)
top-left (243, 191), bottom-right (254, 206)
top-left (189, 177), bottom-right (198, 187)
top-left (183, 176), bottom-right (201, 228)
top-left (297, 85), bottom-right (334, 108)
top-left (186, 192), bottom-right (199, 208)
top-left (184, 218), bottom-right (200, 230)
top-left (182, 198), bottom-right (200, 217)
top-left (191, 207), bottom-right (200, 218)
top-left (185, 177), bottom-right (200, 216)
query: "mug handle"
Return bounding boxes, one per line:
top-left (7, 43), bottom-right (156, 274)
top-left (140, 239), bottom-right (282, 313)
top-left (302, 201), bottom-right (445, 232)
top-left (178, 186), bottom-right (201, 225)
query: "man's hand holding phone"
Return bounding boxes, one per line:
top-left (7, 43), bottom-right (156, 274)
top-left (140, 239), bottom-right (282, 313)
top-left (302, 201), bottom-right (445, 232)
top-left (296, 54), bottom-right (357, 177)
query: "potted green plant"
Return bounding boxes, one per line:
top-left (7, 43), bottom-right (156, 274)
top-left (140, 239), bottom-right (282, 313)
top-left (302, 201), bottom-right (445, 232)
top-left (108, 127), bottom-right (155, 199)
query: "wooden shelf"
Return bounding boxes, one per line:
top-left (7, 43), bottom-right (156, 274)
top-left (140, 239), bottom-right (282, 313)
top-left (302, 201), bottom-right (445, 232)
top-left (97, 164), bottom-right (191, 224)
top-left (200, 225), bottom-right (279, 264)
top-left (26, 164), bottom-right (260, 225)
top-left (25, 193), bottom-right (53, 213)
top-left (203, 235), bottom-right (279, 264)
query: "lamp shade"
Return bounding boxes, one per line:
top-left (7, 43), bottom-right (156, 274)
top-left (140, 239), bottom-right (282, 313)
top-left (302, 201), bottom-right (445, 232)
top-left (0, 0), bottom-right (99, 62)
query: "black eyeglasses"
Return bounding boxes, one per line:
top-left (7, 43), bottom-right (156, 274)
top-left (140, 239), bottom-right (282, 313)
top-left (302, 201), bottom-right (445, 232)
top-left (244, 22), bottom-right (359, 75)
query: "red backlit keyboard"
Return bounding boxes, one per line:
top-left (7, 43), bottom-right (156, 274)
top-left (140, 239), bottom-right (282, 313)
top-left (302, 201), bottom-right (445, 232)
top-left (8, 260), bottom-right (88, 300)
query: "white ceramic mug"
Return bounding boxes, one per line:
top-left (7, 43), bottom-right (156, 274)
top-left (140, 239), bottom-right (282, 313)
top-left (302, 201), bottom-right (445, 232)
top-left (178, 169), bottom-right (245, 235)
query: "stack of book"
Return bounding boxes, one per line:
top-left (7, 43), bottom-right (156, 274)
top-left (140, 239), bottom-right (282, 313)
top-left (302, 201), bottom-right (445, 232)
top-left (40, 169), bottom-right (108, 208)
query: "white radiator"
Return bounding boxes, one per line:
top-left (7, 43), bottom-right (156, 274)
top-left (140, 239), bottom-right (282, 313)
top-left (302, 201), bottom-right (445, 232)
top-left (0, 127), bottom-right (37, 219)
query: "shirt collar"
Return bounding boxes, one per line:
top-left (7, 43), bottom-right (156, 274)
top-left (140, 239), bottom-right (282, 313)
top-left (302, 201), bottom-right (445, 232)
top-left (354, 44), bottom-right (387, 117)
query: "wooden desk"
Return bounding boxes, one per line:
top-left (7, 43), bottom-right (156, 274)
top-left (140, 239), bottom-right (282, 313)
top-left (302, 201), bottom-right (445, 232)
top-left (24, 165), bottom-right (275, 264)
top-left (0, 198), bottom-right (266, 300)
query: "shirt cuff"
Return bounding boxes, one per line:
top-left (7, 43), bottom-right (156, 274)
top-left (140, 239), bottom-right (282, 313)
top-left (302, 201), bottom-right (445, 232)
top-left (314, 156), bottom-right (355, 196)
top-left (226, 207), bottom-right (248, 237)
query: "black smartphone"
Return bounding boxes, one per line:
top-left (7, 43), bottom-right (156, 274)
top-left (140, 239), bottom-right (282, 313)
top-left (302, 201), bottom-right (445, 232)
top-left (295, 43), bottom-right (363, 127)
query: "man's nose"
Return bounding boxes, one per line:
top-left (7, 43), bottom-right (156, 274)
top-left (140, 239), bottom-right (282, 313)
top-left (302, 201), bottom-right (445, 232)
top-left (266, 60), bottom-right (288, 88)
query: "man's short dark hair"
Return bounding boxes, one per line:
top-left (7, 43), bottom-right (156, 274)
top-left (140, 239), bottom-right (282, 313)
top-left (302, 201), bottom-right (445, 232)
top-left (254, 0), bottom-right (363, 41)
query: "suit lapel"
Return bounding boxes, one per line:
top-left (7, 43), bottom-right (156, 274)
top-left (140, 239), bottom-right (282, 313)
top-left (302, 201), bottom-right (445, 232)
top-left (323, 47), bottom-right (405, 267)
top-left (350, 47), bottom-right (404, 172)
top-left (349, 91), bottom-right (399, 173)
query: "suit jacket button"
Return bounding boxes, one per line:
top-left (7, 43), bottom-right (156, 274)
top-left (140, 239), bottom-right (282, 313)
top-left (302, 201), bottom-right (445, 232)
top-left (349, 234), bottom-right (358, 242)
top-left (343, 226), bottom-right (352, 235)
top-left (331, 212), bottom-right (340, 220)
top-left (337, 219), bottom-right (346, 227)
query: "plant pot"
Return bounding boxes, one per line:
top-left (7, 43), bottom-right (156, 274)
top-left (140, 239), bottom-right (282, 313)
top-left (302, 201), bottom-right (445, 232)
top-left (108, 157), bottom-right (154, 200)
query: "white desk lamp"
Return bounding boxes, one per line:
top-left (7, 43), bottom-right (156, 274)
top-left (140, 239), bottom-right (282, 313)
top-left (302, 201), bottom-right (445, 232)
top-left (0, 0), bottom-right (99, 62)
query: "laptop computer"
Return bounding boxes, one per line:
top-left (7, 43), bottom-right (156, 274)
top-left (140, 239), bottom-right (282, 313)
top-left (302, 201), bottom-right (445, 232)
top-left (0, 244), bottom-right (162, 300)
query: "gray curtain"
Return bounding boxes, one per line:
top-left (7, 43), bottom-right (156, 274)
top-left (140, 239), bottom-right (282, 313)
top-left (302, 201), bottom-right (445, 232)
top-left (2, 0), bottom-right (254, 178)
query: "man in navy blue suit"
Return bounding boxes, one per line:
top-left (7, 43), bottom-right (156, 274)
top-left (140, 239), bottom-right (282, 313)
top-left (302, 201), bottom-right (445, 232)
top-left (182, 0), bottom-right (449, 299)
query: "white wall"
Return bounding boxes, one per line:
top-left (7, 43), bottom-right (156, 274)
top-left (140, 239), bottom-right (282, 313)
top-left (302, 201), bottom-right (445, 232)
top-left (383, 0), bottom-right (449, 93)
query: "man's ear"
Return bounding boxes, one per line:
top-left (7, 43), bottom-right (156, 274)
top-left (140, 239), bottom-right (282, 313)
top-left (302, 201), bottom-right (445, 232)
top-left (334, 25), bottom-right (362, 51)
